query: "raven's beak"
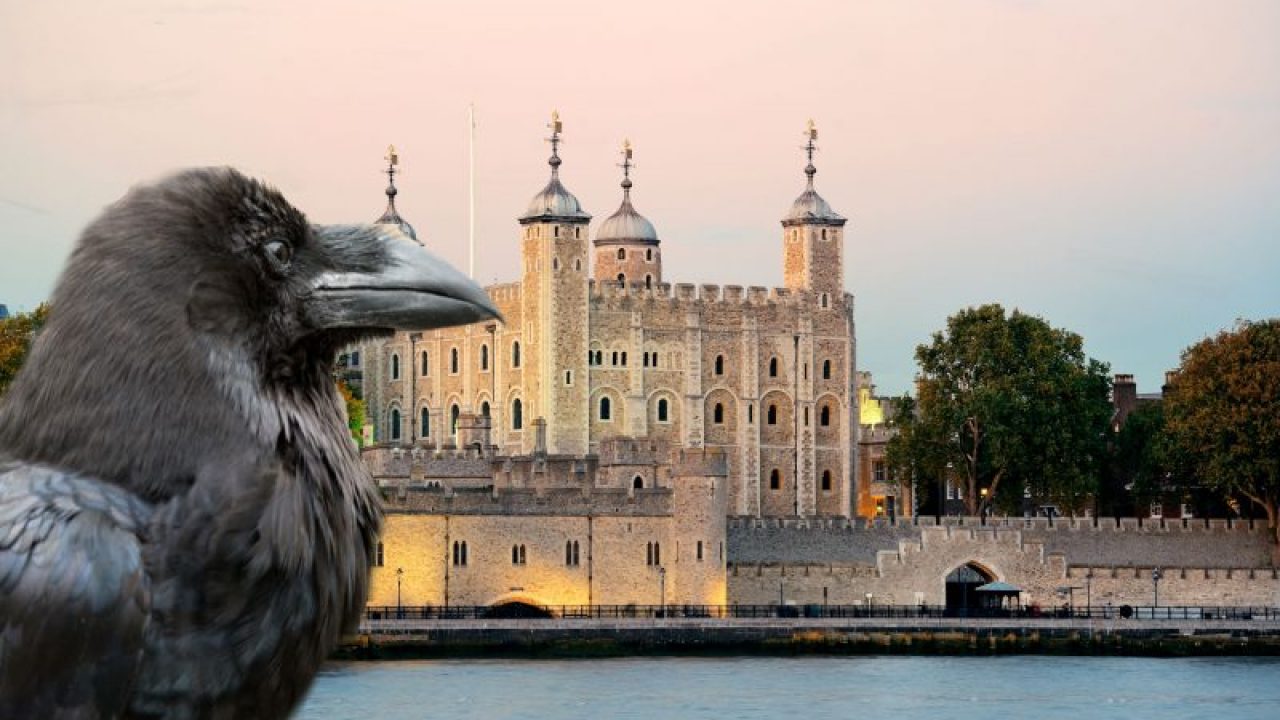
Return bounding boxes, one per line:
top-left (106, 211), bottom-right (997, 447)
top-left (308, 224), bottom-right (501, 331)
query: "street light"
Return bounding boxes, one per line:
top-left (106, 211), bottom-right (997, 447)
top-left (396, 567), bottom-right (404, 618)
top-left (979, 487), bottom-right (989, 522)
top-left (1152, 567), bottom-right (1162, 611)
top-left (1085, 570), bottom-right (1093, 613)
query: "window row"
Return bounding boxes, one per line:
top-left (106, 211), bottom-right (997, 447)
top-left (385, 398), bottom-right (525, 442)
top-left (614, 247), bottom-right (656, 262)
top-left (388, 342), bottom-right (522, 381)
top-left (765, 469), bottom-right (835, 492)
top-left (597, 397), bottom-right (670, 423)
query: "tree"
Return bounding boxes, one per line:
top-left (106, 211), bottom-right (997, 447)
top-left (1163, 319), bottom-right (1280, 548)
top-left (336, 379), bottom-right (366, 447)
top-left (886, 304), bottom-right (1112, 516)
top-left (0, 304), bottom-right (50, 397)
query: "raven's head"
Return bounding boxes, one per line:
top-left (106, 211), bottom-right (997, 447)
top-left (0, 167), bottom-right (498, 495)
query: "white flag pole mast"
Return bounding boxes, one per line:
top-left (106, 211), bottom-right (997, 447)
top-left (468, 103), bottom-right (477, 280)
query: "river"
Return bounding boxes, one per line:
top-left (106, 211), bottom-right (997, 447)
top-left (298, 655), bottom-right (1280, 719)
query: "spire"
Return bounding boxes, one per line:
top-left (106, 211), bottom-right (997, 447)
top-left (804, 119), bottom-right (818, 189)
top-left (547, 109), bottom-right (563, 179)
top-left (620, 138), bottom-right (634, 199)
top-left (375, 144), bottom-right (419, 241)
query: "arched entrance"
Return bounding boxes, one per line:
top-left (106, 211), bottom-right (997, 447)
top-left (945, 563), bottom-right (995, 617)
top-left (483, 601), bottom-right (554, 619)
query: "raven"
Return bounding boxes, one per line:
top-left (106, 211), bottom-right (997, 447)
top-left (0, 167), bottom-right (499, 718)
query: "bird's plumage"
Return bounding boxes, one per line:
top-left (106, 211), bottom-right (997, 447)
top-left (0, 167), bottom-right (498, 718)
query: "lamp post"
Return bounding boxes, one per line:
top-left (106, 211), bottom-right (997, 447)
top-left (1085, 570), bottom-right (1093, 614)
top-left (396, 567), bottom-right (404, 619)
top-left (979, 486), bottom-right (989, 523)
top-left (1152, 567), bottom-right (1162, 612)
top-left (658, 567), bottom-right (667, 618)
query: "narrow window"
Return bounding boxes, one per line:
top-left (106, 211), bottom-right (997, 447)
top-left (617, 247), bottom-right (626, 260)
top-left (575, 227), bottom-right (580, 238)
top-left (643, 353), bottom-right (650, 368)
top-left (350, 351), bottom-right (360, 366)
top-left (566, 540), bottom-right (574, 566)
top-left (565, 370), bottom-right (572, 385)
top-left (696, 541), bottom-right (703, 561)
top-left (421, 351), bottom-right (429, 376)
top-left (634, 476), bottom-right (644, 489)
top-left (767, 405), bottom-right (777, 425)
top-left (748, 404), bottom-right (754, 424)
top-left (575, 258), bottom-right (582, 271)
top-left (461, 541), bottom-right (467, 565)
top-left (822, 359), bottom-right (831, 380)
top-left (480, 344), bottom-right (489, 371)
top-left (621, 352), bottom-right (627, 366)
top-left (391, 354), bottom-right (400, 380)
top-left (450, 347), bottom-right (459, 374)
top-left (657, 398), bottom-right (669, 422)
top-left (804, 407), bottom-right (810, 426)
top-left (390, 408), bottom-right (401, 441)
top-left (512, 545), bottom-right (520, 565)
top-left (573, 540), bottom-right (580, 566)
top-left (600, 396), bottom-right (612, 421)
top-left (713, 403), bottom-right (724, 424)
top-left (820, 293), bottom-right (830, 308)
top-left (480, 401), bottom-right (490, 418)
top-left (803, 363), bottom-right (808, 380)
top-left (645, 274), bottom-right (652, 289)
top-left (552, 257), bottom-right (560, 270)
top-left (453, 541), bottom-right (460, 566)
top-left (617, 273), bottom-right (625, 285)
top-left (714, 355), bottom-right (724, 375)
top-left (594, 350), bottom-right (602, 365)
top-left (770, 469), bottom-right (780, 490)
top-left (612, 351), bottom-right (619, 366)
top-left (646, 248), bottom-right (653, 261)
top-left (769, 357), bottom-right (778, 377)
top-left (512, 399), bottom-right (523, 430)
top-left (520, 545), bottom-right (526, 564)
top-left (653, 542), bottom-right (660, 565)
top-left (646, 542), bottom-right (653, 566)
top-left (820, 405), bottom-right (831, 426)
top-left (450, 404), bottom-right (459, 435)
top-left (420, 407), bottom-right (430, 437)
top-left (375, 541), bottom-right (385, 567)
top-left (821, 470), bottom-right (832, 491)
top-left (512, 341), bottom-right (521, 368)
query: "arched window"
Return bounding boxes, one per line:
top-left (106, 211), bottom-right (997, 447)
top-left (512, 399), bottom-right (523, 430)
top-left (617, 273), bottom-right (625, 285)
top-left (612, 351), bottom-right (619, 366)
top-left (657, 398), bottom-right (669, 422)
top-left (645, 274), bottom-right (652, 289)
top-left (617, 247), bottom-right (626, 260)
top-left (714, 355), bottom-right (724, 375)
top-left (769, 357), bottom-right (778, 377)
top-left (646, 248), bottom-right (653, 261)
top-left (767, 405), bottom-right (777, 425)
top-left (481, 401), bottom-right (490, 418)
top-left (450, 404), bottom-right (459, 435)
top-left (421, 351), bottom-right (429, 376)
top-left (374, 541), bottom-right (385, 567)
top-left (633, 476), bottom-right (644, 489)
top-left (390, 354), bottom-right (400, 380)
top-left (821, 470), bottom-right (832, 491)
top-left (512, 341), bottom-right (521, 368)
top-left (480, 344), bottom-right (489, 371)
top-left (450, 347), bottom-right (459, 374)
top-left (820, 405), bottom-right (831, 426)
top-left (390, 408), bottom-right (401, 441)
top-left (713, 403), bottom-right (724, 424)
top-left (599, 397), bottom-right (612, 421)
top-left (770, 469), bottom-right (780, 490)
top-left (822, 359), bottom-right (831, 380)
top-left (594, 350), bottom-right (602, 365)
top-left (420, 407), bottom-right (430, 437)
top-left (820, 293), bottom-right (830, 308)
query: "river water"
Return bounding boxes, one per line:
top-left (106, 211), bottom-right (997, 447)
top-left (297, 656), bottom-right (1280, 719)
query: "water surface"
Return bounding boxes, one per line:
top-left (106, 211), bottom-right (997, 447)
top-left (299, 656), bottom-right (1280, 719)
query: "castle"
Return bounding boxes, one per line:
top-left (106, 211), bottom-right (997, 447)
top-left (356, 115), bottom-right (857, 519)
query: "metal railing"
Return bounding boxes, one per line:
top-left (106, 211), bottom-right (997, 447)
top-left (363, 604), bottom-right (1280, 622)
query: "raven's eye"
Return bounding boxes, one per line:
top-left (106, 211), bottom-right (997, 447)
top-left (265, 240), bottom-right (292, 269)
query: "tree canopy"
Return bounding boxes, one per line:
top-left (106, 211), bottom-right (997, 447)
top-left (0, 304), bottom-right (50, 398)
top-left (1163, 319), bottom-right (1280, 546)
top-left (887, 304), bottom-right (1112, 516)
top-left (336, 379), bottom-right (366, 448)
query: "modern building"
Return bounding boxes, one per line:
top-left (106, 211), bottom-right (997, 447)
top-left (356, 116), bottom-right (858, 518)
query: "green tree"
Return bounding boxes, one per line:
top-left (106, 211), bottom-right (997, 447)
top-left (887, 304), bottom-right (1112, 516)
top-left (0, 304), bottom-right (50, 397)
top-left (1109, 402), bottom-right (1169, 514)
top-left (336, 379), bottom-right (366, 447)
top-left (1163, 319), bottom-right (1280, 547)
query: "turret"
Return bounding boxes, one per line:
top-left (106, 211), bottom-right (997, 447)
top-left (781, 121), bottom-right (846, 304)
top-left (593, 140), bottom-right (662, 288)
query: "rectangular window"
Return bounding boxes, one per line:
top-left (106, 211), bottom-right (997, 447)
top-left (696, 541), bottom-right (703, 562)
top-left (873, 461), bottom-right (886, 484)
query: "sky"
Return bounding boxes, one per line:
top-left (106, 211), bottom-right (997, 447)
top-left (2, 0), bottom-right (1277, 395)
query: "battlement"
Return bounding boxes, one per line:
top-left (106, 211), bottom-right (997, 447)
top-left (587, 278), bottom-right (810, 309)
top-left (673, 446), bottom-right (730, 477)
top-left (382, 483), bottom-right (676, 516)
top-left (483, 282), bottom-right (521, 304)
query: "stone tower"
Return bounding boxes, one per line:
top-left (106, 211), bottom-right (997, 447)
top-left (782, 120), bottom-right (846, 300)
top-left (593, 140), bottom-right (662, 288)
top-left (517, 112), bottom-right (592, 455)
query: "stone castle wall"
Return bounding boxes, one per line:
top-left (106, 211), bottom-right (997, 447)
top-left (726, 516), bottom-right (1279, 608)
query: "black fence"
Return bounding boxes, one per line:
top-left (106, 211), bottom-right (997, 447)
top-left (364, 604), bottom-right (1280, 622)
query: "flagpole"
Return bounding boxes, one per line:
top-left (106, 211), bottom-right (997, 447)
top-left (468, 103), bottom-right (476, 280)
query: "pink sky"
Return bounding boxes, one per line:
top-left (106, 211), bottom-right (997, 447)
top-left (2, 0), bottom-right (1277, 394)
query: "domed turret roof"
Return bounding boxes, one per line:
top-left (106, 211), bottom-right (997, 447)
top-left (595, 144), bottom-right (658, 245)
top-left (781, 121), bottom-right (846, 228)
top-left (374, 145), bottom-right (420, 242)
top-left (519, 112), bottom-right (591, 224)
